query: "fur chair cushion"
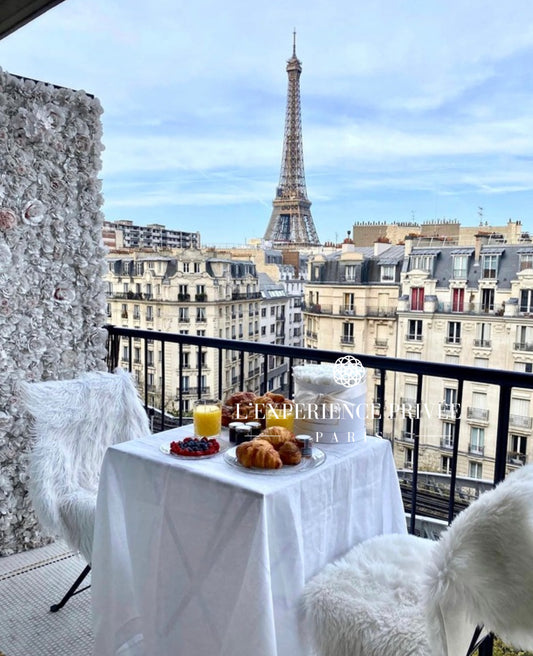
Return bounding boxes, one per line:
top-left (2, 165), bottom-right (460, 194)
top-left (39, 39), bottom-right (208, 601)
top-left (425, 462), bottom-right (533, 652)
top-left (301, 533), bottom-right (436, 656)
top-left (21, 369), bottom-right (149, 563)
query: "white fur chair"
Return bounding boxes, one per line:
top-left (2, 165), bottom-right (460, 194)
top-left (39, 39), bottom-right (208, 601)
top-left (301, 463), bottom-right (533, 656)
top-left (21, 369), bottom-right (150, 611)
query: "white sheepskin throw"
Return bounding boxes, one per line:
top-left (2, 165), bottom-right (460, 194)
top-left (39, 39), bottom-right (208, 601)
top-left (302, 463), bottom-right (533, 656)
top-left (425, 462), bottom-right (533, 653)
top-left (300, 533), bottom-right (436, 656)
top-left (21, 369), bottom-right (150, 563)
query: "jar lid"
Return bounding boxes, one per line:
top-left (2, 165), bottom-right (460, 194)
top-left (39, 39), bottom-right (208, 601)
top-left (228, 421), bottom-right (245, 429)
top-left (235, 425), bottom-right (252, 434)
top-left (246, 421), bottom-right (262, 428)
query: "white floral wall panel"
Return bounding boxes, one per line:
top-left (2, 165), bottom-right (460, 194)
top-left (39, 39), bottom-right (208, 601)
top-left (0, 70), bottom-right (108, 555)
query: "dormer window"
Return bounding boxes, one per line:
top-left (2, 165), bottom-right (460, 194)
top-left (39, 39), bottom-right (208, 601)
top-left (410, 255), bottom-right (433, 273)
top-left (344, 265), bottom-right (356, 281)
top-left (452, 255), bottom-right (468, 279)
top-left (481, 254), bottom-right (498, 279)
top-left (380, 264), bottom-right (395, 282)
top-left (520, 253), bottom-right (533, 271)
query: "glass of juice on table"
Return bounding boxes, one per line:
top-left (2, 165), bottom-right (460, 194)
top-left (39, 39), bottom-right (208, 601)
top-left (265, 404), bottom-right (295, 432)
top-left (193, 399), bottom-right (222, 437)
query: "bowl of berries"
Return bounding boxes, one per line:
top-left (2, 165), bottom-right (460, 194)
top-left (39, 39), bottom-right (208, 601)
top-left (160, 436), bottom-right (225, 459)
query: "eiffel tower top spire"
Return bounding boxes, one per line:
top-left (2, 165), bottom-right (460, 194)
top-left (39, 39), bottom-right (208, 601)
top-left (263, 33), bottom-right (320, 247)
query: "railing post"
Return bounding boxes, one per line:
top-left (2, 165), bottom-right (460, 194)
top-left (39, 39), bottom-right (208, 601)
top-left (477, 634), bottom-right (493, 656)
top-left (494, 385), bottom-right (512, 484)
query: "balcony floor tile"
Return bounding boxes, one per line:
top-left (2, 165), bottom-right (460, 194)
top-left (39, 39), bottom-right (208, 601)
top-left (0, 540), bottom-right (92, 656)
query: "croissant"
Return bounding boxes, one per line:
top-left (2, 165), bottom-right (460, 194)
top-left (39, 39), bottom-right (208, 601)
top-left (259, 426), bottom-right (295, 450)
top-left (236, 439), bottom-right (282, 469)
top-left (278, 441), bottom-right (302, 465)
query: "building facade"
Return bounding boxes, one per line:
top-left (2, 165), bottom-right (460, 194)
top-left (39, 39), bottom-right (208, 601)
top-left (103, 220), bottom-right (200, 250)
top-left (302, 235), bottom-right (533, 481)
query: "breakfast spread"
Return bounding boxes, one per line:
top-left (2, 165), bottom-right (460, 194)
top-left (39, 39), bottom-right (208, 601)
top-left (235, 425), bottom-right (304, 469)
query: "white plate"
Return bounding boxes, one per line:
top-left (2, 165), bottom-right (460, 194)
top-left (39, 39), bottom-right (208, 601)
top-left (160, 438), bottom-right (229, 460)
top-left (223, 445), bottom-right (326, 475)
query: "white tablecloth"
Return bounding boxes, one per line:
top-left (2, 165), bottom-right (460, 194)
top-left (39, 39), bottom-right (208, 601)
top-left (92, 428), bottom-right (406, 656)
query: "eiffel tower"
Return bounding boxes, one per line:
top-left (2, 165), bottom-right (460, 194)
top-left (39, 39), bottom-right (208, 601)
top-left (263, 33), bottom-right (320, 247)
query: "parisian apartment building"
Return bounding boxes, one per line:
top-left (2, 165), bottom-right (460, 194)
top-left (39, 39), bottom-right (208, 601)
top-left (303, 229), bottom-right (533, 482)
top-left (103, 219), bottom-right (200, 250)
top-left (104, 246), bottom-right (305, 414)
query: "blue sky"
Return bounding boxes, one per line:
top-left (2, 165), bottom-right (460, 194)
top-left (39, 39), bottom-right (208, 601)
top-left (2, 0), bottom-right (533, 245)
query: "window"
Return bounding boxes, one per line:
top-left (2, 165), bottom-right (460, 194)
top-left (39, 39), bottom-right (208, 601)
top-left (511, 397), bottom-right (531, 424)
top-left (441, 456), bottom-right (453, 475)
top-left (405, 351), bottom-right (421, 360)
top-left (515, 362), bottom-right (533, 373)
top-left (145, 283), bottom-right (152, 297)
top-left (123, 282), bottom-right (129, 294)
top-left (380, 265), bottom-right (395, 282)
top-left (183, 262), bottom-right (190, 272)
top-left (194, 262), bottom-right (201, 273)
top-left (180, 352), bottom-right (190, 369)
top-left (147, 350), bottom-right (154, 367)
top-left (516, 325), bottom-right (533, 350)
top-left (343, 293), bottom-right (355, 314)
top-left (181, 375), bottom-right (190, 392)
top-left (442, 422), bottom-right (455, 449)
top-left (261, 326), bottom-right (266, 336)
top-left (470, 427), bottom-right (485, 455)
top-left (179, 307), bottom-right (189, 321)
top-left (520, 289), bottom-right (533, 314)
top-left (122, 345), bottom-right (129, 361)
top-left (134, 347), bottom-right (141, 363)
top-left (344, 265), bottom-right (356, 281)
top-left (178, 284), bottom-right (189, 300)
top-left (403, 382), bottom-right (417, 406)
top-left (480, 288), bottom-right (494, 312)
top-left (404, 448), bottom-right (413, 469)
top-left (451, 288), bottom-right (464, 312)
top-left (469, 461), bottom-right (483, 479)
top-left (196, 307), bottom-right (206, 322)
top-left (261, 308), bottom-right (266, 317)
top-left (410, 255), bottom-right (433, 272)
top-left (341, 322), bottom-right (354, 344)
top-left (445, 354), bottom-right (460, 365)
top-left (106, 303), bottom-right (111, 317)
top-left (196, 285), bottom-right (205, 296)
top-left (475, 323), bottom-right (491, 347)
top-left (407, 319), bottom-right (422, 341)
top-left (146, 306), bottom-right (153, 321)
top-left (481, 254), bottom-right (498, 279)
top-left (133, 304), bottom-right (140, 320)
top-left (147, 372), bottom-right (154, 389)
top-left (403, 415), bottom-right (415, 439)
top-left (447, 321), bottom-right (461, 344)
top-left (410, 287), bottom-right (424, 311)
top-left (452, 255), bottom-right (468, 279)
top-left (196, 330), bottom-right (206, 337)
top-left (474, 357), bottom-right (489, 368)
top-left (510, 435), bottom-right (527, 464)
top-left (442, 387), bottom-right (457, 416)
top-left (520, 254), bottom-right (533, 271)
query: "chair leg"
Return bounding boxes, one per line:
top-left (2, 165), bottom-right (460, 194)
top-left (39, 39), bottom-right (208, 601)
top-left (477, 634), bottom-right (494, 656)
top-left (50, 564), bottom-right (91, 613)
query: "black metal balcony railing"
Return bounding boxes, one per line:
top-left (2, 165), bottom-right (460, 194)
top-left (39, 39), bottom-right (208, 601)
top-left (440, 438), bottom-right (454, 450)
top-left (473, 339), bottom-right (492, 348)
top-left (105, 320), bottom-right (533, 656)
top-left (468, 443), bottom-right (485, 456)
top-left (467, 407), bottom-right (489, 422)
top-left (509, 414), bottom-right (533, 430)
top-left (365, 306), bottom-right (396, 317)
top-left (507, 451), bottom-right (527, 465)
top-left (405, 333), bottom-right (422, 341)
top-left (340, 336), bottom-right (354, 345)
top-left (514, 342), bottom-right (533, 352)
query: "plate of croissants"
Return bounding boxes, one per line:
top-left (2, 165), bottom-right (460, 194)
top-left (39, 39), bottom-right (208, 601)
top-left (223, 426), bottom-right (326, 475)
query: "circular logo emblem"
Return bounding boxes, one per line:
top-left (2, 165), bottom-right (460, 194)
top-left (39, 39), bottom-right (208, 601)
top-left (333, 356), bottom-right (365, 388)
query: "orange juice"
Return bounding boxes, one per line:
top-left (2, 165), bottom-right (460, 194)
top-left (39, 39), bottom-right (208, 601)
top-left (193, 402), bottom-right (221, 437)
top-left (265, 405), bottom-right (295, 432)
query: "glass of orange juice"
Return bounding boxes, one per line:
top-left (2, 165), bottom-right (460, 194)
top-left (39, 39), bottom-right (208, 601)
top-left (193, 399), bottom-right (222, 437)
top-left (265, 404), bottom-right (295, 432)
